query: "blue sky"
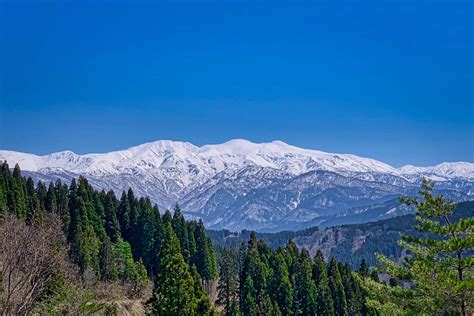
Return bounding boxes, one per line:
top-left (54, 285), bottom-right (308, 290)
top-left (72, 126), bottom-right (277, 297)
top-left (0, 1), bottom-right (472, 167)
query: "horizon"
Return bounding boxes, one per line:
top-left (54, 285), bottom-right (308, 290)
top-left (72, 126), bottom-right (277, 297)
top-left (1, 137), bottom-right (473, 168)
top-left (1, 1), bottom-right (472, 167)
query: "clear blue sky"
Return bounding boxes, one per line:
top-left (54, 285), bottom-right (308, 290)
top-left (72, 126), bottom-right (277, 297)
top-left (0, 1), bottom-right (472, 167)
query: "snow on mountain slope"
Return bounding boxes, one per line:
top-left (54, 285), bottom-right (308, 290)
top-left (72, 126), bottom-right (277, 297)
top-left (1, 139), bottom-right (473, 231)
top-left (1, 139), bottom-right (472, 180)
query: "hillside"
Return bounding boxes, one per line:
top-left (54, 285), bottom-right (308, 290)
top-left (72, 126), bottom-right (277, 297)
top-left (209, 201), bottom-right (474, 268)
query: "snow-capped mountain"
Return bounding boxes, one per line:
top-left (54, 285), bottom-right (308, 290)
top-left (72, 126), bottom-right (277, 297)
top-left (1, 139), bottom-right (473, 231)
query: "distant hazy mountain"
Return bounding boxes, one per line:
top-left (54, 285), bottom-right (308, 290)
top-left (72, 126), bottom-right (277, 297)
top-left (1, 139), bottom-right (473, 231)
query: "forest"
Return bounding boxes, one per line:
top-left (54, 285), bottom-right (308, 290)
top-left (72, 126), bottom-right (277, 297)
top-left (0, 161), bottom-right (472, 315)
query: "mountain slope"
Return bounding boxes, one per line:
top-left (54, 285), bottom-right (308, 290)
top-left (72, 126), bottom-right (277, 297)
top-left (1, 139), bottom-right (473, 231)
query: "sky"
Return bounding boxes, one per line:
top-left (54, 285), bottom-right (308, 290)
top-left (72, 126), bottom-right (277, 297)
top-left (0, 1), bottom-right (472, 167)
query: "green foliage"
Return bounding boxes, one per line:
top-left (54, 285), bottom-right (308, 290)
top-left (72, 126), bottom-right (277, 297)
top-left (31, 282), bottom-right (103, 315)
top-left (328, 257), bottom-right (348, 316)
top-left (217, 249), bottom-right (240, 316)
top-left (313, 250), bottom-right (335, 316)
top-left (151, 223), bottom-right (197, 315)
top-left (364, 180), bottom-right (474, 315)
top-left (0, 161), bottom-right (217, 314)
top-left (233, 232), bottom-right (369, 316)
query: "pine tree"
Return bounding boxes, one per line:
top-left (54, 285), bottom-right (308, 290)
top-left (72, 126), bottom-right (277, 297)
top-left (366, 179), bottom-right (474, 315)
top-left (152, 223), bottom-right (196, 315)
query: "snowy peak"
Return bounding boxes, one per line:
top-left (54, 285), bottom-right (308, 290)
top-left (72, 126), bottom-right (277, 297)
top-left (0, 140), bottom-right (473, 181)
top-left (399, 162), bottom-right (474, 180)
top-left (1, 139), bottom-right (472, 231)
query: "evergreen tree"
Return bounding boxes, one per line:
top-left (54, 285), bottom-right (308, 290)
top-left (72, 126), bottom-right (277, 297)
top-left (191, 264), bottom-right (213, 315)
top-left (152, 223), bottom-right (196, 315)
top-left (117, 191), bottom-right (131, 240)
top-left (25, 177), bottom-right (41, 223)
top-left (268, 249), bottom-right (292, 315)
top-left (313, 250), bottom-right (335, 316)
top-left (193, 219), bottom-right (217, 280)
top-left (113, 238), bottom-right (140, 284)
top-left (241, 276), bottom-right (257, 316)
top-left (103, 190), bottom-right (121, 242)
top-left (328, 257), bottom-right (348, 316)
top-left (217, 249), bottom-right (240, 316)
top-left (366, 180), bottom-right (474, 315)
top-left (11, 164), bottom-right (27, 218)
top-left (99, 236), bottom-right (118, 281)
top-left (293, 248), bottom-right (317, 315)
top-left (45, 182), bottom-right (58, 214)
top-left (172, 203), bottom-right (191, 261)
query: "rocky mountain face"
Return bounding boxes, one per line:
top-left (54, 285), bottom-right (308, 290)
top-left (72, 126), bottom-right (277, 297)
top-left (1, 139), bottom-right (473, 231)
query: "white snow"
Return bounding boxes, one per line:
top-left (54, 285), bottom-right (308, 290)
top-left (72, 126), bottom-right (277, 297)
top-left (1, 139), bottom-right (473, 182)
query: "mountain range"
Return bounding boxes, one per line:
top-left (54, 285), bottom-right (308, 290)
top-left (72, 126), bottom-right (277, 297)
top-left (1, 139), bottom-right (473, 231)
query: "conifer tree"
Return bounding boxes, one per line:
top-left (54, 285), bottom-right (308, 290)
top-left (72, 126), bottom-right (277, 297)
top-left (152, 223), bottom-right (196, 315)
top-left (218, 249), bottom-right (240, 316)
top-left (104, 190), bottom-right (121, 242)
top-left (313, 250), bottom-right (335, 316)
top-left (293, 248), bottom-right (317, 315)
top-left (194, 219), bottom-right (217, 280)
top-left (118, 191), bottom-right (131, 240)
top-left (172, 203), bottom-right (191, 261)
top-left (99, 236), bottom-right (118, 281)
top-left (11, 164), bottom-right (27, 218)
top-left (268, 249), bottom-right (292, 315)
top-left (45, 182), bottom-right (58, 214)
top-left (191, 264), bottom-right (213, 315)
top-left (241, 276), bottom-right (257, 315)
top-left (25, 177), bottom-right (41, 223)
top-left (328, 257), bottom-right (348, 316)
top-left (366, 180), bottom-right (474, 315)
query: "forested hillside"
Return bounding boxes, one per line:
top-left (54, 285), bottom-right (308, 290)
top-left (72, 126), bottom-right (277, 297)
top-left (0, 162), bottom-right (217, 314)
top-left (209, 201), bottom-right (474, 268)
top-left (0, 161), bottom-right (374, 315)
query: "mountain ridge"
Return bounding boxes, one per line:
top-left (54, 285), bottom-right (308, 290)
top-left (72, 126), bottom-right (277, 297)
top-left (1, 139), bottom-right (473, 178)
top-left (1, 139), bottom-right (473, 231)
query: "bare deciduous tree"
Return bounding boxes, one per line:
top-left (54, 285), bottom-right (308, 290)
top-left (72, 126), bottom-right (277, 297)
top-left (0, 214), bottom-right (74, 315)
